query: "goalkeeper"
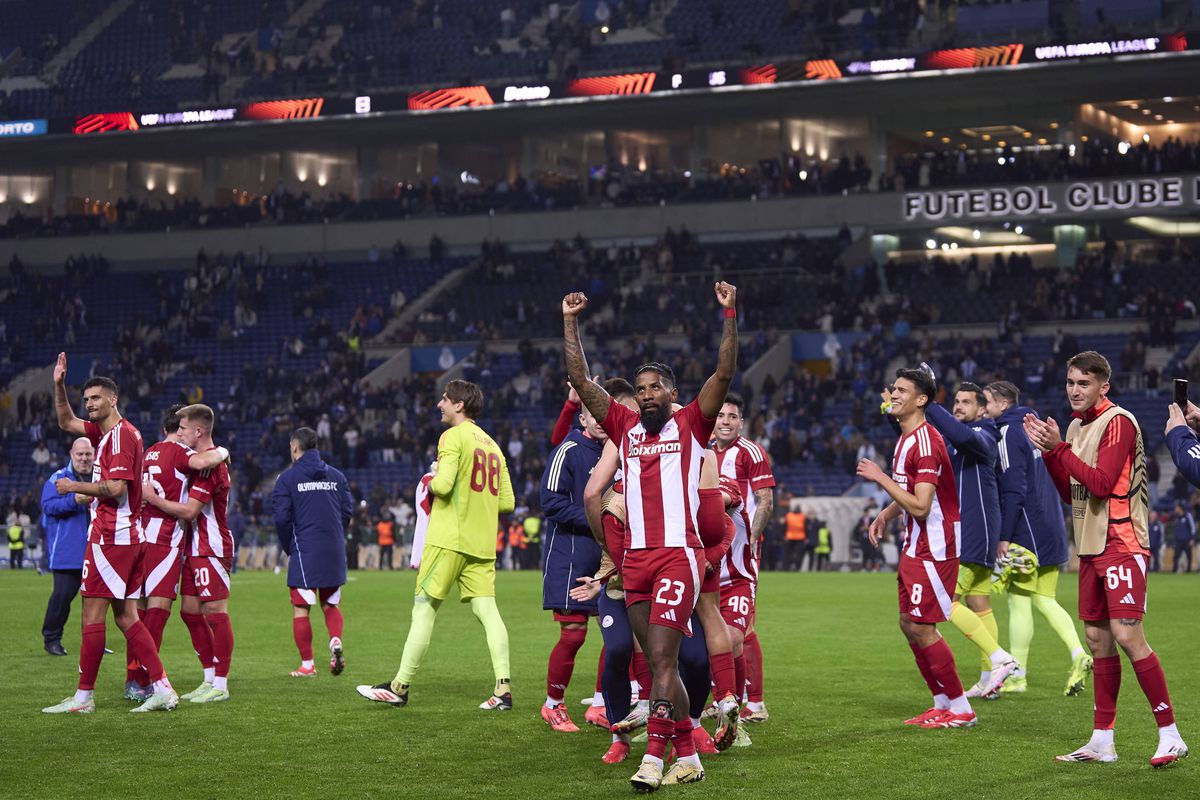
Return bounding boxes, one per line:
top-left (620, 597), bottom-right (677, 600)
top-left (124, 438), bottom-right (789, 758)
top-left (985, 381), bottom-right (1091, 696)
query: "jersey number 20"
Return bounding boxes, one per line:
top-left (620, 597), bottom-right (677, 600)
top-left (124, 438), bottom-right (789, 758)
top-left (470, 448), bottom-right (501, 496)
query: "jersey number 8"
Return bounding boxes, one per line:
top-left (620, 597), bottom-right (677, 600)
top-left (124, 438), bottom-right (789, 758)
top-left (469, 448), bottom-right (502, 496)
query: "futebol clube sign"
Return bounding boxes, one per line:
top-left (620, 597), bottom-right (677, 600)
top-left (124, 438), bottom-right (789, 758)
top-left (902, 175), bottom-right (1199, 222)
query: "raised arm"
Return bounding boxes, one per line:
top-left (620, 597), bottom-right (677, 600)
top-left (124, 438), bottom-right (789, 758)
top-left (696, 282), bottom-right (739, 419)
top-left (52, 352), bottom-right (86, 436)
top-left (925, 404), bottom-right (998, 464)
top-left (562, 292), bottom-right (612, 423)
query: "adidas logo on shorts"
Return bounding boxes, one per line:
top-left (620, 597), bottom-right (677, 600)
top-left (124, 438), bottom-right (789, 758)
top-left (734, 617), bottom-right (746, 627)
top-left (661, 609), bottom-right (677, 623)
top-left (1120, 593), bottom-right (1136, 605)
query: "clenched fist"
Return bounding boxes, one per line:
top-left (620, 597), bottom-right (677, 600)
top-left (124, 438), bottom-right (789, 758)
top-left (563, 292), bottom-right (589, 318)
top-left (714, 282), bottom-right (737, 309)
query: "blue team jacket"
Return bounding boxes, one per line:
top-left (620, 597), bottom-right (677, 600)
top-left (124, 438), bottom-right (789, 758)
top-left (995, 406), bottom-right (1069, 567)
top-left (1166, 425), bottom-right (1200, 489)
top-left (272, 449), bottom-right (353, 589)
top-left (540, 429), bottom-right (603, 612)
top-left (41, 464), bottom-right (90, 570)
top-left (924, 404), bottom-right (1001, 567)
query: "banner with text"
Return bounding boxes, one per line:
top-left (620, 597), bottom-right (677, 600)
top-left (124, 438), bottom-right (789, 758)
top-left (901, 175), bottom-right (1200, 222)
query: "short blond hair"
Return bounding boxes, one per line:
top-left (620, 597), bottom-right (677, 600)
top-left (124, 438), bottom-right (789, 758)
top-left (178, 403), bottom-right (216, 430)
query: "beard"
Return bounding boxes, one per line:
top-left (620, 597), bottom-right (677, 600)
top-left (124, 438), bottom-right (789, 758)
top-left (640, 404), bottom-right (671, 435)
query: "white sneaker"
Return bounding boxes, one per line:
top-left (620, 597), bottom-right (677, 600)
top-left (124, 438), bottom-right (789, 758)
top-left (1151, 739), bottom-right (1188, 768)
top-left (983, 660), bottom-right (1020, 696)
top-left (131, 689), bottom-right (180, 712)
top-left (42, 696), bottom-right (95, 714)
top-left (1056, 743), bottom-right (1118, 763)
top-left (964, 678), bottom-right (990, 699)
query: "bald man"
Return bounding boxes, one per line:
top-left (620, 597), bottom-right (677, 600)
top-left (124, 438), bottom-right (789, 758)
top-left (40, 438), bottom-right (94, 656)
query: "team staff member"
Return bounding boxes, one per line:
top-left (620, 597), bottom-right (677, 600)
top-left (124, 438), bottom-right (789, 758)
top-left (986, 381), bottom-right (1089, 697)
top-left (273, 427), bottom-right (354, 678)
top-left (1025, 351), bottom-right (1186, 766)
top-left (40, 437), bottom-right (94, 655)
top-left (539, 402), bottom-right (605, 732)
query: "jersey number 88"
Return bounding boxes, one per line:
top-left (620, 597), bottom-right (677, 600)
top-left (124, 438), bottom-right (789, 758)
top-left (469, 448), bottom-right (501, 496)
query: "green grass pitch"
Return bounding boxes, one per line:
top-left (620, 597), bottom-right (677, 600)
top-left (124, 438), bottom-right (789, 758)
top-left (2, 568), bottom-right (1198, 799)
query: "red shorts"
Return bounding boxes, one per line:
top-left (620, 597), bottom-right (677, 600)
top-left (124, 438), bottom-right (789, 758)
top-left (290, 586), bottom-right (343, 606)
top-left (552, 610), bottom-right (592, 624)
top-left (719, 579), bottom-right (756, 632)
top-left (138, 542), bottom-right (183, 600)
top-left (897, 555), bottom-right (957, 623)
top-left (182, 554), bottom-right (233, 601)
top-left (622, 547), bottom-right (703, 635)
top-left (1078, 551), bottom-right (1149, 621)
top-left (82, 541), bottom-right (144, 600)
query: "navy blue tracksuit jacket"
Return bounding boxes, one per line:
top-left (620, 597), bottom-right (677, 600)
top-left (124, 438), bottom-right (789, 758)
top-left (925, 404), bottom-right (1001, 567)
top-left (272, 449), bottom-right (353, 590)
top-left (995, 406), bottom-right (1069, 568)
top-left (540, 429), bottom-right (603, 613)
top-left (1167, 424), bottom-right (1200, 489)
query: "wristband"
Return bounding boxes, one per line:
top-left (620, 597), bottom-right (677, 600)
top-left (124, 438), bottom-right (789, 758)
top-left (723, 308), bottom-right (736, 319)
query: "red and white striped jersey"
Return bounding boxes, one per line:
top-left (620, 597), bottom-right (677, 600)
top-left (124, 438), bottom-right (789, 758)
top-left (720, 483), bottom-right (757, 586)
top-left (712, 436), bottom-right (775, 529)
top-left (892, 421), bottom-right (960, 562)
top-left (410, 472), bottom-right (433, 568)
top-left (599, 398), bottom-right (716, 550)
top-left (141, 440), bottom-right (195, 548)
top-left (83, 418), bottom-right (143, 546)
top-left (189, 454), bottom-right (232, 558)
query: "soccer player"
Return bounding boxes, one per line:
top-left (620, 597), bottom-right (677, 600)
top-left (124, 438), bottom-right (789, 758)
top-left (42, 353), bottom-right (178, 714)
top-left (908, 381), bottom-right (1019, 699)
top-left (985, 380), bottom-right (1090, 696)
top-left (857, 366), bottom-right (975, 729)
top-left (272, 427), bottom-right (354, 677)
top-left (562, 281), bottom-right (738, 790)
top-left (126, 404), bottom-right (222, 700)
top-left (145, 403), bottom-right (235, 703)
top-left (410, 471), bottom-right (433, 569)
top-left (1023, 351), bottom-right (1187, 765)
top-left (357, 379), bottom-right (516, 709)
top-left (709, 393), bottom-right (773, 724)
top-left (540, 402), bottom-right (606, 732)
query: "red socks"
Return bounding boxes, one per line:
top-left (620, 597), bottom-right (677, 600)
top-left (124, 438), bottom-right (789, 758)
top-left (293, 615), bottom-right (314, 661)
top-left (547, 626), bottom-right (587, 703)
top-left (126, 607), bottom-right (147, 684)
top-left (596, 646), bottom-right (606, 693)
top-left (734, 653), bottom-right (746, 702)
top-left (646, 715), bottom-right (673, 760)
top-left (144, 607), bottom-right (170, 649)
top-left (744, 631), bottom-right (764, 702)
top-left (631, 651), bottom-right (652, 695)
top-left (908, 640), bottom-right (943, 697)
top-left (79, 622), bottom-right (106, 691)
top-left (124, 620), bottom-right (165, 683)
top-left (323, 605), bottom-right (344, 640)
top-left (181, 611), bottom-right (215, 671)
top-left (1093, 654), bottom-right (1121, 728)
top-left (920, 639), bottom-right (964, 700)
top-left (709, 650), bottom-right (736, 701)
top-left (1133, 653), bottom-right (1175, 727)
top-left (206, 612), bottom-right (234, 678)
top-left (672, 719), bottom-right (697, 758)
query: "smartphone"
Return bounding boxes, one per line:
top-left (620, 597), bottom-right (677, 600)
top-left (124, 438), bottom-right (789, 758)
top-left (1175, 378), bottom-right (1188, 412)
